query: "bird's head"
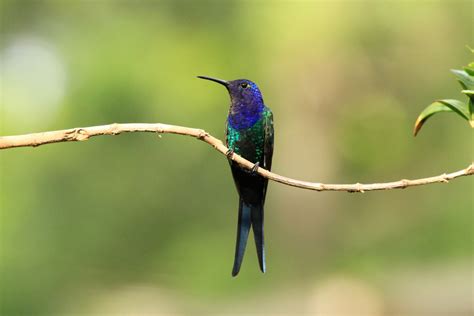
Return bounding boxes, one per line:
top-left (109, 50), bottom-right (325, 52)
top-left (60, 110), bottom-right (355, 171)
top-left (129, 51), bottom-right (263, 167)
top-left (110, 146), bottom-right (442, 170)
top-left (197, 76), bottom-right (264, 106)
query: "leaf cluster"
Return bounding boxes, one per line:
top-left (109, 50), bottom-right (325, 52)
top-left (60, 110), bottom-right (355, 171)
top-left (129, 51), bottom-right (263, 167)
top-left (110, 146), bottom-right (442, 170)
top-left (414, 50), bottom-right (474, 136)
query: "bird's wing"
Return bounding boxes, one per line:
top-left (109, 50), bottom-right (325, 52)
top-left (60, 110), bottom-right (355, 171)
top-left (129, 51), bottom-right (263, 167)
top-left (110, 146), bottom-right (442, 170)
top-left (248, 107), bottom-right (273, 274)
top-left (261, 107), bottom-right (274, 203)
top-left (225, 119), bottom-right (229, 147)
top-left (263, 108), bottom-right (274, 171)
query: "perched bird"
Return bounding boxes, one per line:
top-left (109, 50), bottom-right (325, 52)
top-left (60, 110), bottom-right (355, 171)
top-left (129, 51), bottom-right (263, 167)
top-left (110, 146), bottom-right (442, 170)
top-left (197, 76), bottom-right (274, 276)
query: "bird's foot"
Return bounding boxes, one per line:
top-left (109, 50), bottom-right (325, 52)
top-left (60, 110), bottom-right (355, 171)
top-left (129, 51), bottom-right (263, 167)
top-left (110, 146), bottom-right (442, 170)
top-left (226, 149), bottom-right (234, 161)
top-left (250, 162), bottom-right (260, 176)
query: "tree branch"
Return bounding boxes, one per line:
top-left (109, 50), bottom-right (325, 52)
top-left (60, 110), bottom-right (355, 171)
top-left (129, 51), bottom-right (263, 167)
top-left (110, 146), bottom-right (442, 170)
top-left (0, 123), bottom-right (472, 192)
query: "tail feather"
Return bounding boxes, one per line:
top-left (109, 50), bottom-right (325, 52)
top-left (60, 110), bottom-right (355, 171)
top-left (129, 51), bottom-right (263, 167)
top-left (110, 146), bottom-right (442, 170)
top-left (251, 204), bottom-right (265, 273)
top-left (232, 199), bottom-right (252, 277)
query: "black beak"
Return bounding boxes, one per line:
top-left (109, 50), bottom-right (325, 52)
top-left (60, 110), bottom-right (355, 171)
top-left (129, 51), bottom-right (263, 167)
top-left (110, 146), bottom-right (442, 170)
top-left (197, 75), bottom-right (229, 87)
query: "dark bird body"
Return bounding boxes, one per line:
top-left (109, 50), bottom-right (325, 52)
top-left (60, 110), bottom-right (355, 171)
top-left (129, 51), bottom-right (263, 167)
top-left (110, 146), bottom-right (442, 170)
top-left (198, 76), bottom-right (274, 276)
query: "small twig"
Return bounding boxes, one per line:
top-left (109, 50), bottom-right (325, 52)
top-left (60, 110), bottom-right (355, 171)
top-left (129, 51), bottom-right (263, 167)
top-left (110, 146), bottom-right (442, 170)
top-left (0, 123), bottom-right (472, 192)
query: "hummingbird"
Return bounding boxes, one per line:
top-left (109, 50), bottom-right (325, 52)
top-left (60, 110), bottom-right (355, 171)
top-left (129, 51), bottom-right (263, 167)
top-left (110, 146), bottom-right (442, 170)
top-left (197, 76), bottom-right (274, 276)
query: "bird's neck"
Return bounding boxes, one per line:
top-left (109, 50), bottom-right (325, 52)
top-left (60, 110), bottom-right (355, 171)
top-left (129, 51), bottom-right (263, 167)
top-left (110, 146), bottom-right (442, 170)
top-left (228, 99), bottom-right (265, 130)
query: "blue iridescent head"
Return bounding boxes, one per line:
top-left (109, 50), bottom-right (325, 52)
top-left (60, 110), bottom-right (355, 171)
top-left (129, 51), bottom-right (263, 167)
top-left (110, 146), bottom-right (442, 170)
top-left (197, 76), bottom-right (264, 105)
top-left (198, 76), bottom-right (265, 129)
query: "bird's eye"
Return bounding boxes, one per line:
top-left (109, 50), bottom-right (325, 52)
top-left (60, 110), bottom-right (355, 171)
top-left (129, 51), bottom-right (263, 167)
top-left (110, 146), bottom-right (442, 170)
top-left (240, 82), bottom-right (249, 89)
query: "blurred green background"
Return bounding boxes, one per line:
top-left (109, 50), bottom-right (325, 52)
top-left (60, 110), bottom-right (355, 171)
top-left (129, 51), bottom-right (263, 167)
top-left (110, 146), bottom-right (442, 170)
top-left (0, 1), bottom-right (472, 315)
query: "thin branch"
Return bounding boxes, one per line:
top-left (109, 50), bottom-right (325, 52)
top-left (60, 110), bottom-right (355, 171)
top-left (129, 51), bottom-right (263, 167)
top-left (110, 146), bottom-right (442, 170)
top-left (0, 123), bottom-right (472, 192)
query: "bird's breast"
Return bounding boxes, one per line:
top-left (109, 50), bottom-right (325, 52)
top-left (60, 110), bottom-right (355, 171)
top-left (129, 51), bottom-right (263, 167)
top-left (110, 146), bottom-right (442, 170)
top-left (227, 118), bottom-right (265, 163)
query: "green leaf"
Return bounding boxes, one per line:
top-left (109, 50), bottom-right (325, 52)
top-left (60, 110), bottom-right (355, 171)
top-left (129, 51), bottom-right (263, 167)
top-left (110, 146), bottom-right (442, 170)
top-left (413, 100), bottom-right (469, 136)
top-left (461, 89), bottom-right (474, 98)
top-left (437, 99), bottom-right (470, 120)
top-left (413, 102), bottom-right (452, 136)
top-left (461, 90), bottom-right (474, 119)
top-left (450, 69), bottom-right (474, 90)
top-left (463, 63), bottom-right (474, 76)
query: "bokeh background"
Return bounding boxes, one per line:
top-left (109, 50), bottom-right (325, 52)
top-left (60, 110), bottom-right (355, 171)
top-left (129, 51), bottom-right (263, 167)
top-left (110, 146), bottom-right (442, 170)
top-left (1, 1), bottom-right (472, 315)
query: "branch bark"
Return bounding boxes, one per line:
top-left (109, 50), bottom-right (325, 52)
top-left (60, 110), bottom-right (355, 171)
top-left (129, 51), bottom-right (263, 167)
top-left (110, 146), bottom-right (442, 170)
top-left (0, 122), bottom-right (472, 192)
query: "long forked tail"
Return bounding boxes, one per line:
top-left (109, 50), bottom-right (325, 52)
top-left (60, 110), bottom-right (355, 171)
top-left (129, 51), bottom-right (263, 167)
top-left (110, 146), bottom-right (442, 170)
top-left (232, 200), bottom-right (265, 276)
top-left (232, 199), bottom-right (251, 276)
top-left (251, 203), bottom-right (265, 273)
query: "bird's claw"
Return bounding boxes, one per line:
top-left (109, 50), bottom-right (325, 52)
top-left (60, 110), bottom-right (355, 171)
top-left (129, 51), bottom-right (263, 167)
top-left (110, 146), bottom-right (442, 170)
top-left (226, 149), bottom-right (234, 161)
top-left (250, 162), bottom-right (260, 176)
